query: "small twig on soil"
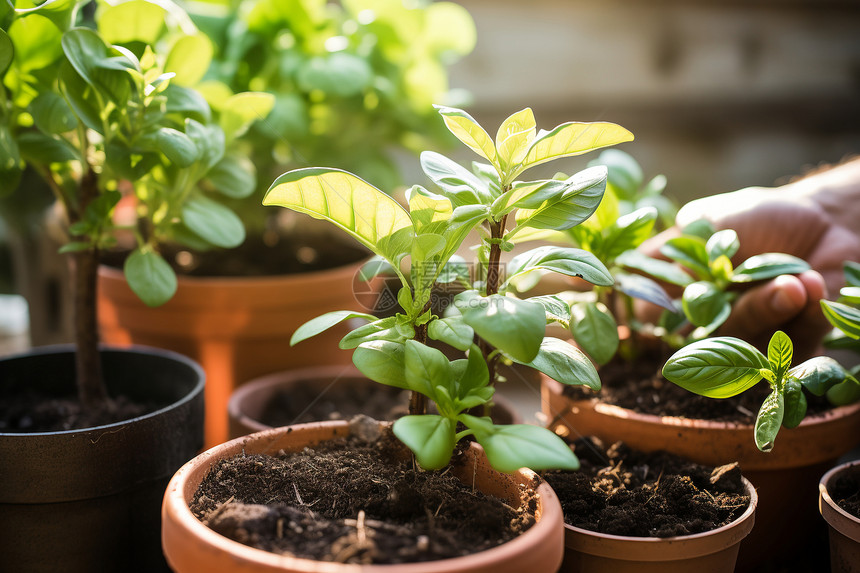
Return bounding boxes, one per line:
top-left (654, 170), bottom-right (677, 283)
top-left (292, 483), bottom-right (304, 505)
top-left (208, 495), bottom-right (235, 521)
top-left (356, 510), bottom-right (367, 545)
top-left (472, 458), bottom-right (478, 492)
top-left (434, 502), bottom-right (444, 518)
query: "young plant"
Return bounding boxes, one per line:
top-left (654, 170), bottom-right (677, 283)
top-left (264, 105), bottom-right (633, 472)
top-left (0, 0), bottom-right (265, 408)
top-left (657, 219), bottom-right (810, 338)
top-left (662, 330), bottom-right (860, 452)
top-left (820, 260), bottom-right (860, 404)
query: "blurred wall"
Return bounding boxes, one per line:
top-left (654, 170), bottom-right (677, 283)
top-left (448, 0), bottom-right (860, 203)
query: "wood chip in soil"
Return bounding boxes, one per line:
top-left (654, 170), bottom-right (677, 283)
top-left (543, 436), bottom-right (751, 537)
top-left (191, 424), bottom-right (536, 564)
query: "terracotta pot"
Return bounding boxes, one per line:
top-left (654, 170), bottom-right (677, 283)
top-left (560, 475), bottom-right (757, 573)
top-left (98, 259), bottom-right (377, 448)
top-left (0, 345), bottom-right (205, 573)
top-left (227, 365), bottom-right (523, 439)
top-left (819, 460), bottom-right (860, 573)
top-left (162, 421), bottom-right (564, 573)
top-left (542, 375), bottom-right (860, 572)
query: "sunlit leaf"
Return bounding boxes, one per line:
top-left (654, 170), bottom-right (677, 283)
top-left (291, 310), bottom-right (376, 346)
top-left (393, 415), bottom-right (457, 470)
top-left (663, 337), bottom-right (769, 398)
top-left (124, 248), bottom-right (177, 307)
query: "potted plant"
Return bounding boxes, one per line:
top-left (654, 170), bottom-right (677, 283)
top-left (819, 460), bottom-right (860, 572)
top-left (0, 0), bottom-right (261, 568)
top-left (96, 0), bottom-right (478, 447)
top-left (162, 104), bottom-right (638, 570)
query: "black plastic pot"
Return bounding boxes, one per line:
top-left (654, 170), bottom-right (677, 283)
top-left (0, 345), bottom-right (205, 573)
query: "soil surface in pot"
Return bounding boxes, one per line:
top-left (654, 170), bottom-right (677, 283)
top-left (563, 353), bottom-right (832, 423)
top-left (259, 385), bottom-right (410, 427)
top-left (191, 420), bottom-right (535, 564)
top-left (543, 437), bottom-right (750, 537)
top-left (0, 389), bottom-right (154, 432)
top-left (830, 464), bottom-right (860, 519)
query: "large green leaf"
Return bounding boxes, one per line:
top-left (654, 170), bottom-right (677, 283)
top-left (490, 178), bottom-right (567, 218)
top-left (588, 148), bottom-right (643, 200)
top-left (205, 153), bottom-right (255, 199)
top-left (392, 415), bottom-right (457, 470)
top-left (662, 337), bottom-right (769, 398)
top-left (844, 261), bottom-right (860, 288)
top-left (615, 250), bottom-right (693, 287)
top-left (510, 121), bottom-right (634, 181)
top-left (404, 340), bottom-right (450, 401)
top-left (506, 245), bottom-right (613, 287)
top-left (661, 236), bottom-right (710, 278)
top-left (706, 229), bottom-right (740, 263)
top-left (180, 195), bottom-right (245, 248)
top-left (98, 0), bottom-right (166, 45)
top-left (458, 293), bottom-right (545, 363)
top-left (352, 340), bottom-right (408, 390)
top-left (164, 33), bottom-right (213, 86)
top-left (821, 300), bottom-right (860, 339)
top-left (782, 379), bottom-right (807, 429)
top-left (570, 302), bottom-right (618, 366)
top-left (427, 316), bottom-right (474, 351)
top-left (755, 389), bottom-right (784, 452)
top-left (419, 151), bottom-right (492, 207)
top-left (461, 416), bottom-right (579, 472)
top-left (529, 295), bottom-right (572, 327)
top-left (615, 272), bottom-right (676, 312)
top-left (62, 28), bottom-right (134, 95)
top-left (495, 108), bottom-right (536, 169)
top-left (137, 127), bottom-right (198, 167)
top-left (517, 336), bottom-right (601, 390)
top-left (263, 168), bottom-right (415, 267)
top-left (339, 317), bottom-right (408, 349)
top-left (602, 207), bottom-right (657, 260)
top-left (30, 92), bottom-right (77, 134)
top-left (732, 253), bottom-right (809, 283)
top-left (15, 0), bottom-right (78, 30)
top-left (791, 356), bottom-right (850, 396)
top-left (290, 310), bottom-right (376, 346)
top-left (296, 52), bottom-right (372, 97)
top-left (511, 166), bottom-right (606, 232)
top-left (219, 91), bottom-right (275, 142)
top-left (123, 248), bottom-right (177, 307)
top-left (0, 29), bottom-right (13, 75)
top-left (164, 84), bottom-right (211, 123)
top-left (434, 105), bottom-right (497, 165)
top-left (682, 281), bottom-right (730, 328)
top-left (767, 330), bottom-right (793, 380)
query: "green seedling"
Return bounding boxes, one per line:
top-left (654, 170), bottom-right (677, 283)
top-left (265, 105), bottom-right (633, 472)
top-left (663, 330), bottom-right (859, 452)
top-left (820, 260), bottom-right (860, 404)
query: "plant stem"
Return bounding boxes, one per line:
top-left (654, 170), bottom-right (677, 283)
top-left (479, 215), bottom-right (507, 390)
top-left (408, 301), bottom-right (433, 416)
top-left (72, 168), bottom-right (109, 410)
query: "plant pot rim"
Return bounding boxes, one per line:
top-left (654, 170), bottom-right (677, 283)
top-left (563, 475), bottom-right (758, 561)
top-left (0, 343), bottom-right (205, 437)
top-left (819, 459), bottom-right (860, 537)
top-left (162, 420), bottom-right (563, 572)
top-left (543, 375), bottom-right (860, 431)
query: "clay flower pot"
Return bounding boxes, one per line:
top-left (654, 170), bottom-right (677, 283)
top-left (98, 258), bottom-right (376, 447)
top-left (0, 345), bottom-right (205, 573)
top-left (819, 460), bottom-right (860, 573)
top-left (560, 476), bottom-right (757, 573)
top-left (162, 421), bottom-right (564, 573)
top-left (542, 375), bottom-right (860, 572)
top-left (227, 365), bottom-right (523, 439)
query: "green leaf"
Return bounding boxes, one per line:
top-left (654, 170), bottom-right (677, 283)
top-left (458, 293), bottom-right (545, 363)
top-left (296, 52), bottom-right (372, 97)
top-left (164, 34), bottom-right (213, 86)
top-left (821, 300), bottom-right (860, 339)
top-left (615, 272), bottom-right (676, 312)
top-left (732, 253), bottom-right (810, 283)
top-left (528, 295), bottom-right (572, 327)
top-left (767, 330), bottom-right (793, 380)
top-left (392, 415), bottom-right (457, 470)
top-left (17, 131), bottom-right (76, 164)
top-left (0, 125), bottom-right (22, 197)
top-left (7, 14), bottom-right (63, 74)
top-left (518, 336), bottom-right (601, 390)
top-left (588, 149), bottom-right (643, 200)
top-left (512, 121), bottom-right (634, 181)
top-left (840, 287), bottom-right (860, 305)
top-left (219, 91), bottom-right (275, 142)
top-left (290, 310), bottom-right (377, 346)
top-left (138, 127), bottom-right (198, 167)
top-left (164, 84), bottom-right (212, 123)
top-left (339, 317), bottom-right (407, 349)
top-left (506, 245), bottom-right (613, 287)
top-left (404, 340), bottom-right (450, 401)
top-left (15, 0), bottom-right (79, 31)
top-left (570, 302), bottom-right (618, 366)
top-left (682, 281), bottom-right (730, 328)
top-left (495, 108), bottom-right (536, 169)
top-left (181, 195), bottom-right (245, 248)
top-left (615, 250), bottom-right (693, 287)
top-left (98, 0), bottom-right (166, 45)
top-left (791, 356), bottom-right (850, 396)
top-left (661, 236), bottom-right (710, 278)
top-left (353, 340), bottom-right (408, 390)
top-left (184, 119), bottom-right (224, 169)
top-left (58, 60), bottom-right (104, 133)
top-left (434, 105), bottom-right (497, 165)
top-left (30, 92), bottom-right (77, 134)
top-left (454, 345), bottom-right (490, 398)
top-left (0, 28), bottom-right (14, 76)
top-left (844, 261), bottom-right (860, 288)
top-left (491, 178), bottom-right (566, 218)
top-left (755, 389), bottom-right (784, 452)
top-left (681, 219), bottom-right (716, 241)
top-left (62, 28), bottom-right (134, 91)
top-left (205, 153), bottom-right (255, 199)
top-left (419, 151), bottom-right (491, 207)
top-left (462, 417), bottom-right (579, 472)
top-left (123, 248), bottom-right (177, 307)
top-left (782, 379), bottom-right (807, 429)
top-left (263, 168), bottom-right (414, 268)
top-left (602, 206), bottom-right (657, 259)
top-left (427, 316), bottom-right (474, 351)
top-left (512, 166), bottom-right (607, 232)
top-left (827, 377), bottom-right (860, 407)
top-left (706, 229), bottom-right (740, 263)
top-left (662, 336), bottom-right (769, 398)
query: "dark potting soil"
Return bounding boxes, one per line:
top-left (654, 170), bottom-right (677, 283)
top-left (830, 465), bottom-right (860, 520)
top-left (259, 384), bottom-right (411, 427)
top-left (0, 389), bottom-right (155, 432)
top-left (543, 437), bottom-right (750, 537)
top-left (191, 422), bottom-right (535, 564)
top-left (563, 352), bottom-right (832, 423)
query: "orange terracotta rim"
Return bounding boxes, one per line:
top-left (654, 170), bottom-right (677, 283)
top-left (563, 476), bottom-right (758, 562)
top-left (819, 460), bottom-right (860, 541)
top-left (162, 421), bottom-right (564, 573)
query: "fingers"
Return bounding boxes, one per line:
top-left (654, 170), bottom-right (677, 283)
top-left (718, 270), bottom-right (830, 360)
